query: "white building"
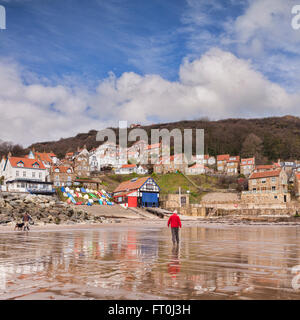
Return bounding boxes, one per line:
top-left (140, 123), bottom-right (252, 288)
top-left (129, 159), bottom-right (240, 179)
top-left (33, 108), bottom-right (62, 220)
top-left (186, 163), bottom-right (206, 175)
top-left (1, 156), bottom-right (54, 194)
top-left (89, 142), bottom-right (120, 171)
top-left (115, 164), bottom-right (137, 175)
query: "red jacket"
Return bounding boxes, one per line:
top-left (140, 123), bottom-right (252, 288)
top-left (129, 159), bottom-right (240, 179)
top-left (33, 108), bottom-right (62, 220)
top-left (168, 214), bottom-right (182, 228)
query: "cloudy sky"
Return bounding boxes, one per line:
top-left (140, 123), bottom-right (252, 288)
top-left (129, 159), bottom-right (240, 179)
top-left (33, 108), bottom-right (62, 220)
top-left (0, 0), bottom-right (300, 146)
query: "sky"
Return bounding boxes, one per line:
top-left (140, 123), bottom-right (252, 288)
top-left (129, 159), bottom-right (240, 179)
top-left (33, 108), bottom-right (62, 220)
top-left (1, 0), bottom-right (300, 146)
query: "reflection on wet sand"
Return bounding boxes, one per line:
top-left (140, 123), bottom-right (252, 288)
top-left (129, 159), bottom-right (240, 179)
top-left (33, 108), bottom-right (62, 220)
top-left (0, 225), bottom-right (300, 299)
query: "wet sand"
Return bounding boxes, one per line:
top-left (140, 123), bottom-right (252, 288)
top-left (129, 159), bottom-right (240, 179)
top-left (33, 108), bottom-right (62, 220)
top-left (1, 220), bottom-right (300, 300)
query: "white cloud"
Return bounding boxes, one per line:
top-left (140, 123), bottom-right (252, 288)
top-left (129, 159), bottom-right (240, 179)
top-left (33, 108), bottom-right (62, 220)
top-left (182, 0), bottom-right (300, 90)
top-left (0, 48), bottom-right (299, 147)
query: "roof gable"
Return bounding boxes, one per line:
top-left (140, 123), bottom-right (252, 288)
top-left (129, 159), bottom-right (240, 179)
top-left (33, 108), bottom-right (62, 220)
top-left (114, 176), bottom-right (159, 193)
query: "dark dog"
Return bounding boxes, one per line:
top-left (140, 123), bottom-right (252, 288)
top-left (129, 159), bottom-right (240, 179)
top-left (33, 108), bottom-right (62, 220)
top-left (14, 222), bottom-right (25, 231)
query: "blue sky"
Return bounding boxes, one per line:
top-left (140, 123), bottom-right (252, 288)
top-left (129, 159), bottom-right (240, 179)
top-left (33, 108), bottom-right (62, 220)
top-left (1, 0), bottom-right (300, 146)
top-left (0, 0), bottom-right (187, 81)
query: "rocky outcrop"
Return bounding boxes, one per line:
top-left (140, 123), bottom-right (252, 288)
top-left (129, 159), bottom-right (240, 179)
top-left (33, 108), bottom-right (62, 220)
top-left (0, 193), bottom-right (107, 225)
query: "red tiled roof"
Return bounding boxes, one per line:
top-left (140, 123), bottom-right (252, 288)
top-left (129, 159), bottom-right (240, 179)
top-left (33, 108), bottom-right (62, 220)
top-left (189, 163), bottom-right (205, 169)
top-left (9, 157), bottom-right (46, 170)
top-left (249, 169), bottom-right (281, 180)
top-left (114, 176), bottom-right (150, 193)
top-left (121, 164), bottom-right (136, 168)
top-left (255, 164), bottom-right (277, 170)
top-left (34, 152), bottom-right (53, 163)
top-left (217, 154), bottom-right (230, 161)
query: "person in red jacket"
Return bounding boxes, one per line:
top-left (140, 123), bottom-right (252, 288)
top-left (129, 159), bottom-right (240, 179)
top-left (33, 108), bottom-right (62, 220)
top-left (167, 210), bottom-right (182, 245)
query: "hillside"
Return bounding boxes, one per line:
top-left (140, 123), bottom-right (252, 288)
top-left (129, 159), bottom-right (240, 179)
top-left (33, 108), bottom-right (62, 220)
top-left (26, 115), bottom-right (300, 161)
top-left (101, 172), bottom-right (231, 204)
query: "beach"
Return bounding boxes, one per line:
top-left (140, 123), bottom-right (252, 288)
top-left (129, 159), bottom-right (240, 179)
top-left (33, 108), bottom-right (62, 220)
top-left (1, 219), bottom-right (300, 300)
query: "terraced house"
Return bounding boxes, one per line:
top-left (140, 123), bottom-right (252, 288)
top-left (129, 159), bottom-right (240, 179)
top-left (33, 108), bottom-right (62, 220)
top-left (50, 165), bottom-right (74, 187)
top-left (242, 169), bottom-right (290, 203)
top-left (217, 154), bottom-right (230, 173)
top-left (240, 157), bottom-right (255, 176)
top-left (226, 156), bottom-right (240, 175)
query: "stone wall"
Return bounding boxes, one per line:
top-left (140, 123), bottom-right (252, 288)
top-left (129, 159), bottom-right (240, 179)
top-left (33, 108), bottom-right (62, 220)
top-left (241, 192), bottom-right (290, 204)
top-left (160, 193), bottom-right (190, 209)
top-left (0, 192), bottom-right (96, 225)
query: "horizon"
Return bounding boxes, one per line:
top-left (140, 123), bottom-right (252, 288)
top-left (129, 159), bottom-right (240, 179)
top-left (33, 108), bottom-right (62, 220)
top-left (1, 1), bottom-right (300, 146)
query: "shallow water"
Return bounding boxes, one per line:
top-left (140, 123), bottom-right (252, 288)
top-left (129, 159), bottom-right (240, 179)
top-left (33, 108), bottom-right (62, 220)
top-left (1, 224), bottom-right (300, 299)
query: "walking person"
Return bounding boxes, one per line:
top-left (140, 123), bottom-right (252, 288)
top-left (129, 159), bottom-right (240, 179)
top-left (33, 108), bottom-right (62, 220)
top-left (167, 210), bottom-right (182, 246)
top-left (22, 212), bottom-right (32, 231)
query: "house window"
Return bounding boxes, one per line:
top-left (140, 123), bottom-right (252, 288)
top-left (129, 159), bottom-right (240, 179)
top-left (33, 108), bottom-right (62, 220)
top-left (253, 188), bottom-right (257, 191)
top-left (39, 173), bottom-right (42, 179)
top-left (272, 186), bottom-right (276, 191)
top-left (271, 177), bottom-right (276, 182)
top-left (261, 179), bottom-right (266, 183)
top-left (23, 171), bottom-right (26, 178)
top-left (32, 172), bottom-right (35, 178)
top-left (16, 171), bottom-right (19, 177)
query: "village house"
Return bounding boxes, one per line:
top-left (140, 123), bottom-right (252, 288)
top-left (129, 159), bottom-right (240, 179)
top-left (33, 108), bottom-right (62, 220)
top-left (248, 169), bottom-right (288, 193)
top-left (240, 157), bottom-right (255, 176)
top-left (192, 154), bottom-right (216, 166)
top-left (27, 150), bottom-right (58, 175)
top-left (242, 168), bottom-right (290, 203)
top-left (186, 163), bottom-right (206, 175)
top-left (226, 156), bottom-right (240, 175)
top-left (113, 176), bottom-right (160, 208)
top-left (74, 146), bottom-right (90, 177)
top-left (146, 142), bottom-right (162, 163)
top-left (0, 156), bottom-right (54, 194)
top-left (90, 142), bottom-right (120, 171)
top-left (115, 164), bottom-right (137, 175)
top-left (114, 164), bottom-right (149, 175)
top-left (89, 148), bottom-right (99, 172)
top-left (279, 160), bottom-right (296, 175)
top-left (253, 163), bottom-right (280, 173)
top-left (217, 154), bottom-right (230, 173)
top-left (65, 152), bottom-right (74, 161)
top-left (294, 173), bottom-right (300, 199)
top-left (50, 165), bottom-right (74, 187)
top-left (153, 153), bottom-right (188, 174)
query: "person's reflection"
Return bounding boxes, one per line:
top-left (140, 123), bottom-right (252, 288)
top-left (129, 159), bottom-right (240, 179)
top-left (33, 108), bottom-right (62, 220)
top-left (168, 245), bottom-right (180, 279)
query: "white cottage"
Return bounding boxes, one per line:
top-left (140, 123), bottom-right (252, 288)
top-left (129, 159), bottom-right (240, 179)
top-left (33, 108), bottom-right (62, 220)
top-left (1, 156), bottom-right (54, 194)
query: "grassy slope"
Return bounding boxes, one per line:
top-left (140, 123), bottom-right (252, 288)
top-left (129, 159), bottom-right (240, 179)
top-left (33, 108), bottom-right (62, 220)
top-left (101, 173), bottom-right (220, 204)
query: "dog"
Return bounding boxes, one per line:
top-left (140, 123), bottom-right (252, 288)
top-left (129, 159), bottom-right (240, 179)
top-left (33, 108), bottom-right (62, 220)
top-left (14, 222), bottom-right (25, 231)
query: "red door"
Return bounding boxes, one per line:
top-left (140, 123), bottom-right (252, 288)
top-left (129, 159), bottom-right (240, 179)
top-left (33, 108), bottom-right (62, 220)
top-left (128, 196), bottom-right (138, 207)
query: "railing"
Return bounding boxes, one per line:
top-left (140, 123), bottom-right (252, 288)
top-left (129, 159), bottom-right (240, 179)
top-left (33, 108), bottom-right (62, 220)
top-left (242, 190), bottom-right (288, 195)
